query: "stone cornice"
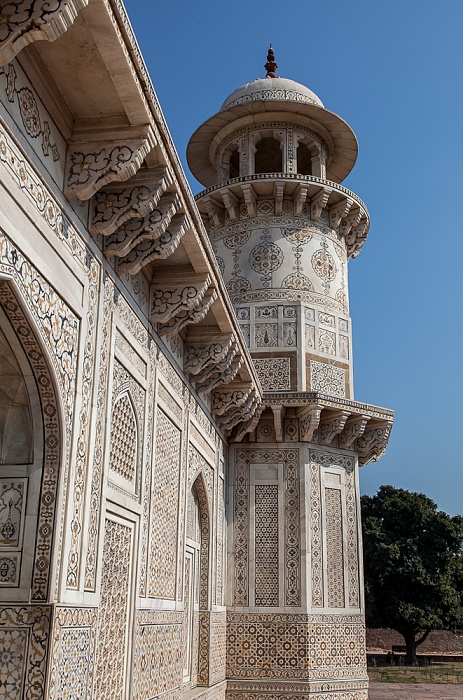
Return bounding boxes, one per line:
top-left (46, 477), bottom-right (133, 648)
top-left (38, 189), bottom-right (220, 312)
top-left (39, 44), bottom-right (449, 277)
top-left (228, 391), bottom-right (393, 463)
top-left (195, 174), bottom-right (370, 259)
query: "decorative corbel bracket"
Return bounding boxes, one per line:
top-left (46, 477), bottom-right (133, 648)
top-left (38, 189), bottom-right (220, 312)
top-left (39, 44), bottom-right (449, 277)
top-left (222, 395), bottom-right (259, 432)
top-left (339, 415), bottom-right (369, 450)
top-left (203, 196), bottom-right (224, 228)
top-left (346, 218), bottom-right (369, 259)
top-left (329, 198), bottom-right (352, 230)
top-left (231, 405), bottom-right (263, 443)
top-left (271, 404), bottom-right (284, 442)
top-left (211, 355), bottom-right (243, 387)
top-left (212, 384), bottom-right (253, 416)
top-left (197, 345), bottom-right (243, 394)
top-left (311, 187), bottom-right (331, 221)
top-left (65, 125), bottom-right (156, 201)
top-left (117, 214), bottom-right (188, 275)
top-left (241, 183), bottom-right (256, 217)
top-left (319, 410), bottom-right (350, 445)
top-left (339, 207), bottom-right (362, 239)
top-left (105, 192), bottom-right (181, 257)
top-left (185, 333), bottom-right (235, 377)
top-left (150, 272), bottom-right (210, 324)
top-left (194, 341), bottom-right (238, 389)
top-left (355, 420), bottom-right (393, 465)
top-left (273, 181), bottom-right (285, 216)
top-left (298, 404), bottom-right (323, 442)
top-left (221, 189), bottom-right (239, 221)
top-left (0, 0), bottom-right (89, 66)
top-left (293, 183), bottom-right (309, 216)
top-left (158, 289), bottom-right (217, 336)
top-left (90, 167), bottom-right (172, 236)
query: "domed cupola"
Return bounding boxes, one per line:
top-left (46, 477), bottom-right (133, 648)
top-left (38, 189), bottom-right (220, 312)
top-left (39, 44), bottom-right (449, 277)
top-left (188, 47), bottom-right (371, 400)
top-left (188, 45), bottom-right (358, 187)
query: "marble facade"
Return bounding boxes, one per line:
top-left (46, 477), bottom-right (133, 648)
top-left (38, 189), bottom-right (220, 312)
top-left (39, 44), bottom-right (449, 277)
top-left (0, 8), bottom-right (392, 700)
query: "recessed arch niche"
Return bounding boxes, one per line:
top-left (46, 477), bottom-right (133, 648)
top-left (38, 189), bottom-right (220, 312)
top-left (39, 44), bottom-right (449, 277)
top-left (0, 280), bottom-right (62, 602)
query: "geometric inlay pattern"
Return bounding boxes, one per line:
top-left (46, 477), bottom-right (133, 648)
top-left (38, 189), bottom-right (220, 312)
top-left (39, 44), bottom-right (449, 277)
top-left (285, 454), bottom-right (300, 606)
top-left (254, 485), bottom-right (279, 606)
top-left (310, 462), bottom-right (323, 607)
top-left (132, 610), bottom-right (183, 700)
top-left (0, 605), bottom-right (51, 700)
top-left (234, 449), bottom-right (301, 609)
top-left (310, 360), bottom-right (345, 397)
top-left (253, 357), bottom-right (290, 391)
top-left (325, 487), bottom-right (345, 608)
top-left (149, 410), bottom-right (181, 598)
top-left (109, 393), bottom-right (137, 484)
top-left (48, 607), bottom-right (98, 700)
top-left (226, 613), bottom-right (367, 680)
top-left (94, 518), bottom-right (132, 700)
top-left (346, 466), bottom-right (360, 608)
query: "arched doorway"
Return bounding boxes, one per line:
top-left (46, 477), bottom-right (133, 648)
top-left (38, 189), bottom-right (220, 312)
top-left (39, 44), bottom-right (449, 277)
top-left (183, 473), bottom-right (210, 688)
top-left (0, 278), bottom-right (62, 602)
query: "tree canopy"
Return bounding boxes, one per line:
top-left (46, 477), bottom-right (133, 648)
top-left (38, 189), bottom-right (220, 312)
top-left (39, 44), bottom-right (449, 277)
top-left (361, 485), bottom-right (463, 664)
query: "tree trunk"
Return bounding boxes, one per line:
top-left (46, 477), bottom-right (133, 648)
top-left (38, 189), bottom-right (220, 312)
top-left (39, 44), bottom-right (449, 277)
top-left (403, 632), bottom-right (417, 665)
top-left (401, 628), bottom-right (432, 665)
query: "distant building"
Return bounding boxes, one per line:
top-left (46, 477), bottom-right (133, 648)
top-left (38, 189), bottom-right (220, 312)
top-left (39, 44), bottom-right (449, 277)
top-left (0, 7), bottom-right (392, 700)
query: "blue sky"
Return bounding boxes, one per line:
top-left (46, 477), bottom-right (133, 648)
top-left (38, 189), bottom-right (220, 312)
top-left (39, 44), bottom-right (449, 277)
top-left (123, 0), bottom-right (463, 516)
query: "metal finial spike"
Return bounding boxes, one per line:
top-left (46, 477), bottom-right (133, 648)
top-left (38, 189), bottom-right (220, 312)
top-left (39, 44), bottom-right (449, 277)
top-left (264, 44), bottom-right (278, 78)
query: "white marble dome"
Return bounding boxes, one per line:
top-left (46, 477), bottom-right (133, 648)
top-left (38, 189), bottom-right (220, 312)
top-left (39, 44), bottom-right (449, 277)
top-left (220, 77), bottom-right (324, 111)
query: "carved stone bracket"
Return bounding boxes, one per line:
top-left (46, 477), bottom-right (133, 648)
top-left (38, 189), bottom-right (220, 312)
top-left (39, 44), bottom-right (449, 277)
top-left (150, 272), bottom-right (210, 324)
top-left (203, 195), bottom-right (224, 228)
top-left (354, 420), bottom-right (393, 465)
top-left (212, 384), bottom-right (253, 416)
top-left (311, 187), bottom-right (331, 221)
top-left (90, 168), bottom-right (172, 236)
top-left (346, 218), bottom-right (369, 258)
top-left (158, 289), bottom-right (217, 337)
top-left (221, 189), bottom-right (239, 221)
top-left (185, 333), bottom-right (235, 378)
top-left (273, 181), bottom-right (285, 216)
top-left (117, 214), bottom-right (189, 275)
top-left (318, 410), bottom-right (350, 445)
top-left (298, 404), bottom-right (323, 442)
top-left (231, 405), bottom-right (263, 442)
top-left (293, 183), bottom-right (309, 216)
top-left (105, 192), bottom-right (181, 257)
top-left (339, 415), bottom-right (369, 450)
top-left (330, 198), bottom-right (352, 229)
top-left (339, 207), bottom-right (362, 239)
top-left (210, 355), bottom-right (243, 388)
top-left (221, 395), bottom-right (259, 432)
top-left (194, 341), bottom-right (238, 389)
top-left (0, 0), bottom-right (89, 66)
top-left (241, 183), bottom-right (256, 217)
top-left (271, 405), bottom-right (284, 442)
top-left (65, 125), bottom-right (156, 201)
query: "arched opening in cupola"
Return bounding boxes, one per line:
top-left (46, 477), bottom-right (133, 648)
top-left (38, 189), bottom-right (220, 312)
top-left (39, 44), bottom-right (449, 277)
top-left (229, 147), bottom-right (240, 179)
top-left (297, 141), bottom-right (313, 176)
top-left (254, 136), bottom-right (282, 174)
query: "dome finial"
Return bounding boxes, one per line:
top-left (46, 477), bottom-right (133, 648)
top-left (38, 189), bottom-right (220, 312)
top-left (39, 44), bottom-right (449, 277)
top-left (264, 44), bottom-right (278, 78)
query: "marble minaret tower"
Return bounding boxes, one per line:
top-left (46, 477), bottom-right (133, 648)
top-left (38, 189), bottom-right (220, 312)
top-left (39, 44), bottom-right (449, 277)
top-left (187, 48), bottom-right (394, 700)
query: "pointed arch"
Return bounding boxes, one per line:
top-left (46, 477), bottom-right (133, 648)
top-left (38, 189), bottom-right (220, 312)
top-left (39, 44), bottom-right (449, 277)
top-left (191, 471), bottom-right (210, 612)
top-left (108, 389), bottom-right (139, 486)
top-left (0, 278), bottom-right (63, 601)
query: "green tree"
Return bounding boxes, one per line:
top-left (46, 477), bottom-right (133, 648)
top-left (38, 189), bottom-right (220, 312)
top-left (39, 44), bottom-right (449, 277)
top-left (361, 485), bottom-right (463, 665)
